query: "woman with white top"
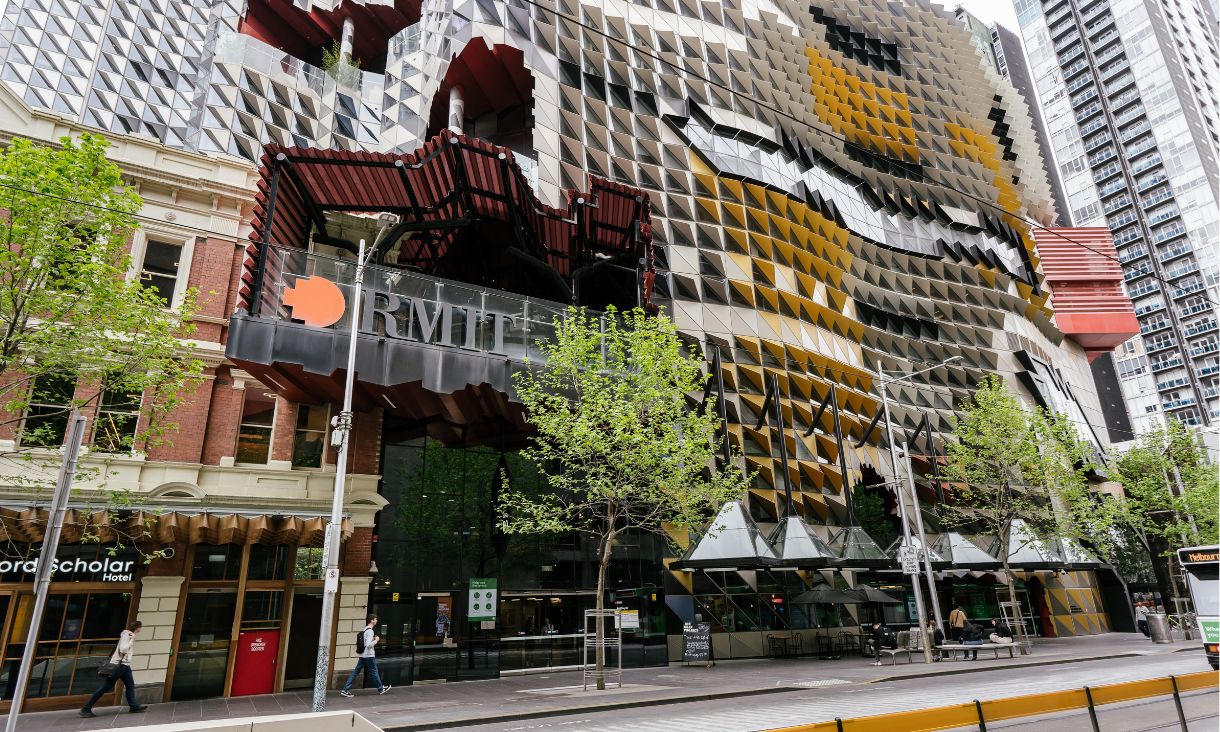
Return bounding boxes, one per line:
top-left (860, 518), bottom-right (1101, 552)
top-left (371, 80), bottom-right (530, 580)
top-left (80, 620), bottom-right (147, 717)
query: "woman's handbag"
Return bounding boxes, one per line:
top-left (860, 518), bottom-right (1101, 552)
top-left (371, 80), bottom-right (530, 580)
top-left (97, 661), bottom-right (120, 678)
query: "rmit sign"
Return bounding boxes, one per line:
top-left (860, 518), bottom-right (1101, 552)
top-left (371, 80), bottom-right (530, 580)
top-left (281, 274), bottom-right (557, 357)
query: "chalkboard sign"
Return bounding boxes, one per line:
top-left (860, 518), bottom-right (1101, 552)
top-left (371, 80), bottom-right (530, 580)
top-left (682, 622), bottom-right (713, 665)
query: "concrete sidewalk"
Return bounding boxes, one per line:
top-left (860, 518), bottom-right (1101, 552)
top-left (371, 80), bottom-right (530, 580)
top-left (13, 634), bottom-right (1204, 731)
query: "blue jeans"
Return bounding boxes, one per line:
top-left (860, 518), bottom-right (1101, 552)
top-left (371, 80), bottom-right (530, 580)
top-left (342, 656), bottom-right (383, 692)
top-left (83, 664), bottom-right (139, 711)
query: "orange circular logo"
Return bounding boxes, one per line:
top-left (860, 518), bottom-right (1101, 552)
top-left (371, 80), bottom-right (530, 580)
top-left (282, 275), bottom-right (346, 328)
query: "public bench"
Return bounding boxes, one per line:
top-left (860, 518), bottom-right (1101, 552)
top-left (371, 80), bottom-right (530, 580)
top-left (936, 641), bottom-right (1025, 660)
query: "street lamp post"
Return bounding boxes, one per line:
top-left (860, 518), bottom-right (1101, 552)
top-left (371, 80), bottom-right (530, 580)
top-left (879, 378), bottom-right (932, 664)
top-left (312, 216), bottom-right (398, 713)
top-left (876, 356), bottom-right (960, 661)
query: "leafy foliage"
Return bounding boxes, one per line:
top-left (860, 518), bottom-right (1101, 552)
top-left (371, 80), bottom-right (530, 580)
top-left (0, 134), bottom-right (204, 557)
top-left (940, 376), bottom-right (1097, 633)
top-left (1111, 421), bottom-right (1217, 602)
top-left (499, 306), bottom-right (749, 688)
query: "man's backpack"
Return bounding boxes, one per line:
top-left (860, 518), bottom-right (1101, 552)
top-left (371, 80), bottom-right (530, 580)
top-left (355, 629), bottom-right (366, 654)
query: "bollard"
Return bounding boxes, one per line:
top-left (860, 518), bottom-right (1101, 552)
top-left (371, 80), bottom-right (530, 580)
top-left (1170, 675), bottom-right (1188, 731)
top-left (1083, 686), bottom-right (1100, 732)
top-left (834, 718), bottom-right (844, 732)
top-left (974, 699), bottom-right (987, 732)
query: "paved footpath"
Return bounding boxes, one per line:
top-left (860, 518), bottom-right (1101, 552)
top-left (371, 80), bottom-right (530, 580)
top-left (13, 634), bottom-right (1209, 731)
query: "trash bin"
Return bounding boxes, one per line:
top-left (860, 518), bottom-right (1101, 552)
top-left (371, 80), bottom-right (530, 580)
top-left (1147, 612), bottom-right (1172, 644)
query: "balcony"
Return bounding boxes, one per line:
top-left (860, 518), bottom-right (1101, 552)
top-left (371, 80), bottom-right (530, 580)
top-left (1103, 195), bottom-right (1132, 214)
top-left (1140, 187), bottom-right (1174, 208)
top-left (1145, 337), bottom-right (1178, 353)
top-left (1131, 153), bottom-right (1163, 175)
top-left (1164, 261), bottom-right (1200, 280)
top-left (1185, 319), bottom-right (1218, 337)
top-left (1177, 281), bottom-right (1206, 297)
top-left (1077, 102), bottom-right (1104, 125)
top-left (1125, 136), bottom-right (1157, 159)
top-left (1150, 357), bottom-right (1183, 372)
top-left (1140, 319), bottom-right (1171, 335)
top-left (1084, 132), bottom-right (1112, 152)
top-left (1152, 222), bottom-right (1187, 244)
top-left (1121, 119), bottom-right (1151, 142)
top-left (1147, 205), bottom-right (1180, 226)
top-left (1067, 73), bottom-right (1096, 94)
top-left (1128, 280), bottom-right (1160, 298)
top-left (1123, 265), bottom-right (1153, 282)
top-left (1113, 104), bottom-right (1144, 127)
top-left (1134, 301), bottom-right (1164, 316)
top-left (1179, 302), bottom-right (1211, 318)
top-left (1113, 225), bottom-right (1142, 246)
top-left (1119, 247), bottom-right (1149, 264)
top-left (1136, 172), bottom-right (1167, 192)
top-left (1105, 72), bottom-right (1136, 97)
top-left (1156, 376), bottom-right (1190, 392)
top-left (1163, 397), bottom-right (1197, 411)
top-left (1158, 244), bottom-right (1192, 263)
top-left (1192, 342), bottom-right (1220, 357)
top-left (1199, 364), bottom-right (1220, 376)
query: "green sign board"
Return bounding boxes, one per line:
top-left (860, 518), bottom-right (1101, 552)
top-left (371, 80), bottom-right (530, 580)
top-left (1200, 618), bottom-right (1219, 644)
top-left (468, 578), bottom-right (498, 622)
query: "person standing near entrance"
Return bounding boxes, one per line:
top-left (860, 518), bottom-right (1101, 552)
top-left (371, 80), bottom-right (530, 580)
top-left (80, 621), bottom-right (146, 717)
top-left (949, 603), bottom-right (966, 641)
top-left (340, 614), bottom-right (391, 697)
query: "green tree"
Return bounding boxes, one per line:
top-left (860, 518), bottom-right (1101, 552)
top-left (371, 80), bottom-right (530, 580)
top-left (1112, 421), bottom-right (1218, 607)
top-left (940, 376), bottom-right (1096, 642)
top-left (499, 306), bottom-right (749, 689)
top-left (0, 134), bottom-right (203, 555)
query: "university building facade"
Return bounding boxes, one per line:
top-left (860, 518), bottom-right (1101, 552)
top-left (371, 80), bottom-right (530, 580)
top-left (0, 0), bottom-right (1141, 706)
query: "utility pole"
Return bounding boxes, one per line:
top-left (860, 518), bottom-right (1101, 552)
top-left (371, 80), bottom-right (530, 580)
top-left (4, 412), bottom-right (86, 732)
top-left (880, 375), bottom-right (932, 664)
top-left (903, 442), bottom-right (943, 631)
top-left (312, 215), bottom-right (398, 713)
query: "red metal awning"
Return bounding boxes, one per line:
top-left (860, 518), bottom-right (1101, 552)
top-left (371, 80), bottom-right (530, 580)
top-left (240, 133), bottom-right (653, 313)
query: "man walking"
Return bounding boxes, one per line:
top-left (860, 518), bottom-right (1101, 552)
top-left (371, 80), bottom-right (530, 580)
top-left (340, 614), bottom-right (391, 697)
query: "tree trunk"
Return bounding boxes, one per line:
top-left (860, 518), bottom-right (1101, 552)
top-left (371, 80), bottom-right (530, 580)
top-left (1146, 535), bottom-right (1175, 613)
top-left (594, 530), bottom-right (614, 691)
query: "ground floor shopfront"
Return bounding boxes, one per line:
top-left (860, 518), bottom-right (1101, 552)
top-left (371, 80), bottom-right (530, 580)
top-left (0, 512), bottom-right (371, 713)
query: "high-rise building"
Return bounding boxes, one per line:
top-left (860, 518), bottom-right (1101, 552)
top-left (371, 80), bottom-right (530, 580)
top-left (1015, 0), bottom-right (1220, 438)
top-left (0, 0), bottom-right (1139, 708)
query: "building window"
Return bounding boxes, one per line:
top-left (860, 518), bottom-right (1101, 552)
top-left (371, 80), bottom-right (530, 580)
top-left (235, 389), bottom-right (276, 464)
top-left (294, 547), bottom-right (324, 580)
top-left (292, 404), bottom-right (328, 468)
top-left (21, 373), bottom-right (76, 447)
top-left (92, 378), bottom-right (142, 452)
top-left (139, 239), bottom-right (182, 304)
top-left (190, 544), bottom-right (243, 581)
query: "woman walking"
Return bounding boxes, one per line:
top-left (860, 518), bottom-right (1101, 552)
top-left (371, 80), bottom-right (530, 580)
top-left (80, 620), bottom-right (147, 717)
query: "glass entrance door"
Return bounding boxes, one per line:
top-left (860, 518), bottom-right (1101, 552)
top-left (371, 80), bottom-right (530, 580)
top-left (170, 590), bottom-right (237, 700)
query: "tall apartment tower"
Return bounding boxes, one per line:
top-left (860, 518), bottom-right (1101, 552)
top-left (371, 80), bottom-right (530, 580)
top-left (1016, 0), bottom-right (1220, 437)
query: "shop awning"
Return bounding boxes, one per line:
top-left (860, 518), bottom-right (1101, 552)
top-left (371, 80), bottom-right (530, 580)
top-left (976, 519), bottom-right (1068, 570)
top-left (674, 501), bottom-right (776, 570)
top-left (0, 507), bottom-right (353, 547)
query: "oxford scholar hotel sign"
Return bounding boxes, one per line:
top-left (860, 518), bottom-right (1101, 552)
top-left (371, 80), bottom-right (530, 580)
top-left (0, 549), bottom-right (138, 582)
top-left (281, 273), bottom-right (554, 359)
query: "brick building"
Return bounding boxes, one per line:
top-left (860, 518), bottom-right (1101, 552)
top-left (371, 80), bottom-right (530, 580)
top-left (0, 83), bottom-right (385, 710)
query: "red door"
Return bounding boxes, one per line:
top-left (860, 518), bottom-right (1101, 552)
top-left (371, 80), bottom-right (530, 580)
top-left (231, 630), bottom-right (280, 696)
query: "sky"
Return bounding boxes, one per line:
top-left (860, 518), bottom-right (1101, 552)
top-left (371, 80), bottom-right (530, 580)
top-left (939, 0), bottom-right (1021, 31)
